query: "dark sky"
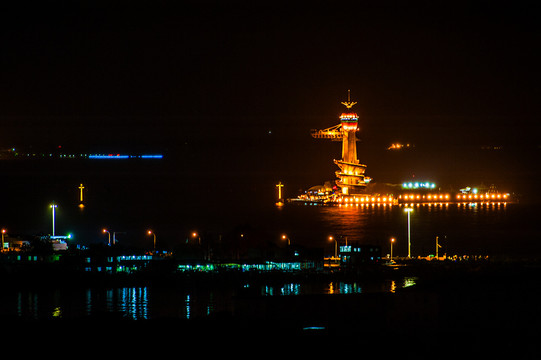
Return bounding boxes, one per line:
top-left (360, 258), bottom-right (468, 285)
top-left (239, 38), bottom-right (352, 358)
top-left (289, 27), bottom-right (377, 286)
top-left (0, 1), bottom-right (539, 196)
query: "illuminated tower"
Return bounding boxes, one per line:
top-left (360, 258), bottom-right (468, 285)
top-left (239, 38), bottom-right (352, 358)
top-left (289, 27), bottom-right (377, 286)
top-left (311, 90), bottom-right (371, 195)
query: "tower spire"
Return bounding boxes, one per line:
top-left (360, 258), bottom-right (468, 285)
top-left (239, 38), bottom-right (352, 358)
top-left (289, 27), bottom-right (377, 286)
top-left (341, 89), bottom-right (357, 109)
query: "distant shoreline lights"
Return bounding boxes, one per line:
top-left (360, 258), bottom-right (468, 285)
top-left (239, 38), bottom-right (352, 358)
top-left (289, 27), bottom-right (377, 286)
top-left (88, 154), bottom-right (163, 159)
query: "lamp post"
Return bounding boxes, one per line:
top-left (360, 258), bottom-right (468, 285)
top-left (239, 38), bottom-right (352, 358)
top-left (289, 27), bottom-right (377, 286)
top-left (148, 230), bottom-right (156, 254)
top-left (281, 234), bottom-right (290, 246)
top-left (102, 229), bottom-right (111, 245)
top-left (329, 236), bottom-right (337, 258)
top-left (390, 237), bottom-right (395, 261)
top-left (50, 202), bottom-right (58, 236)
top-left (436, 236), bottom-right (442, 259)
top-left (191, 231), bottom-right (200, 245)
top-left (404, 207), bottom-right (413, 258)
top-left (1, 229), bottom-right (6, 252)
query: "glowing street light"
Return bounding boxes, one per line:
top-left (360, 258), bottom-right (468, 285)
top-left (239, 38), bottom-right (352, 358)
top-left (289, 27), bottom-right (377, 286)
top-left (390, 237), bottom-right (395, 261)
top-left (404, 207), bottom-right (413, 258)
top-left (50, 202), bottom-right (58, 236)
top-left (191, 231), bottom-right (201, 245)
top-left (148, 230), bottom-right (156, 253)
top-left (102, 229), bottom-right (111, 245)
top-left (436, 236), bottom-right (442, 259)
top-left (281, 234), bottom-right (290, 246)
top-left (1, 229), bottom-right (6, 252)
top-left (329, 235), bottom-right (337, 258)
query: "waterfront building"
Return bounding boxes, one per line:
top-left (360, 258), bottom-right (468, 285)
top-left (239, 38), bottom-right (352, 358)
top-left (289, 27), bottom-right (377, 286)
top-left (339, 243), bottom-right (382, 267)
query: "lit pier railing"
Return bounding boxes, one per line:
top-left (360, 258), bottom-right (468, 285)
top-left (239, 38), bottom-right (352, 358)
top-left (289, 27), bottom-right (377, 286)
top-left (291, 192), bottom-right (513, 206)
top-left (455, 193), bottom-right (509, 201)
top-left (398, 192), bottom-right (511, 203)
top-left (336, 195), bottom-right (395, 204)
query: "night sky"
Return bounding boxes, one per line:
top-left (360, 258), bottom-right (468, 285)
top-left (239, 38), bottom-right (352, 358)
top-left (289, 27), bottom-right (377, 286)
top-left (1, 1), bottom-right (539, 200)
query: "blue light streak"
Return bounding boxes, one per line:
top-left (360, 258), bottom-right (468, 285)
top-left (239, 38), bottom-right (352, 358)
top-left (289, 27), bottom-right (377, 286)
top-left (88, 154), bottom-right (163, 160)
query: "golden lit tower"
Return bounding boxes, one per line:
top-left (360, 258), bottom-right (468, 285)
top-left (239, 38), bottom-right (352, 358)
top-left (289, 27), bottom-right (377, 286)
top-left (311, 90), bottom-right (371, 195)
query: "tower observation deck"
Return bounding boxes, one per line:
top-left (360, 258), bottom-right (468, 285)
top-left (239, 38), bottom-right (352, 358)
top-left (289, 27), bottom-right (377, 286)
top-left (311, 90), bottom-right (371, 195)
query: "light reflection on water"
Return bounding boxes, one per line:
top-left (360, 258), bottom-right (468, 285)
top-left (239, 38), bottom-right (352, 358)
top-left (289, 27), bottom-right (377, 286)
top-left (258, 277), bottom-right (417, 296)
top-left (6, 278), bottom-right (419, 321)
top-left (306, 202), bottom-right (524, 258)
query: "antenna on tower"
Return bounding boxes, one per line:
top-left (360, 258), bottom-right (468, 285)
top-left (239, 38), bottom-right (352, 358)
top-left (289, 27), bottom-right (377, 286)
top-left (341, 89), bottom-right (357, 109)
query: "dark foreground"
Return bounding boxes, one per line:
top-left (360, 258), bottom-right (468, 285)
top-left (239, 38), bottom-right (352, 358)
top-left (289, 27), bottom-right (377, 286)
top-left (5, 259), bottom-right (541, 356)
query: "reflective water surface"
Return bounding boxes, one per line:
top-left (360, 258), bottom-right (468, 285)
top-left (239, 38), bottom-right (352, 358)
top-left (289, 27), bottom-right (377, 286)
top-left (1, 277), bottom-right (419, 321)
top-left (272, 202), bottom-right (537, 258)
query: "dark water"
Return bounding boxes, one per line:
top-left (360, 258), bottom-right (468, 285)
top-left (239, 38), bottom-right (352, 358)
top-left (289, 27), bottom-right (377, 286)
top-left (0, 277), bottom-right (421, 321)
top-left (0, 156), bottom-right (539, 321)
top-left (0, 157), bottom-right (538, 257)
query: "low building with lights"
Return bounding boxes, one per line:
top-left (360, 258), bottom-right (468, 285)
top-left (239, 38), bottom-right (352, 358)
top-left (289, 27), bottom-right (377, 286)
top-left (339, 243), bottom-right (382, 267)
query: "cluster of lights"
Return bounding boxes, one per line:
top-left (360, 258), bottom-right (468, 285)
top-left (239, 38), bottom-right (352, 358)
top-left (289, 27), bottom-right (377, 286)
top-left (9, 151), bottom-right (163, 160)
top-left (336, 195), bottom-right (394, 204)
top-left (402, 182), bottom-right (436, 189)
top-left (456, 193), bottom-right (508, 200)
top-left (388, 143), bottom-right (411, 150)
top-left (340, 113), bottom-right (358, 132)
top-left (341, 123), bottom-right (358, 131)
top-left (398, 193), bottom-right (510, 203)
top-left (401, 194), bottom-right (450, 201)
top-left (89, 154), bottom-right (163, 159)
top-left (339, 113), bottom-right (358, 121)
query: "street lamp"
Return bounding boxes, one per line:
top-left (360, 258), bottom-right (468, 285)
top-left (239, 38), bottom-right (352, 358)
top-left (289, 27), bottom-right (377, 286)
top-left (390, 237), bottom-right (395, 261)
top-left (404, 207), bottom-right (413, 258)
top-left (1, 229), bottom-right (6, 252)
top-left (50, 202), bottom-right (58, 236)
top-left (148, 230), bottom-right (156, 253)
top-left (281, 234), bottom-right (290, 246)
top-left (436, 236), bottom-right (442, 259)
top-left (329, 235), bottom-right (337, 258)
top-left (102, 229), bottom-right (111, 245)
top-left (191, 231), bottom-right (200, 245)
